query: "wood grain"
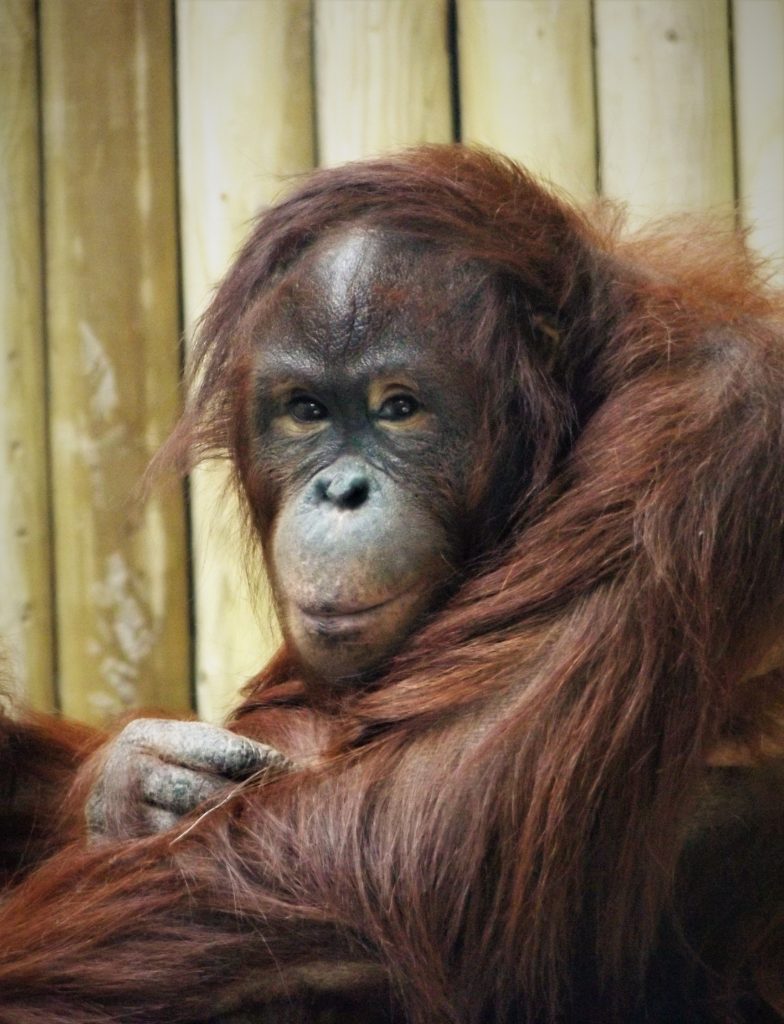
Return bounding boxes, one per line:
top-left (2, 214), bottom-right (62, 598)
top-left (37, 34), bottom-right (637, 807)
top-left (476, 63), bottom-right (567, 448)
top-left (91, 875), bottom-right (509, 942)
top-left (458, 0), bottom-right (596, 199)
top-left (0, 0), bottom-right (54, 708)
top-left (315, 0), bottom-right (452, 165)
top-left (733, 0), bottom-right (784, 281)
top-left (41, 0), bottom-right (189, 722)
top-left (595, 0), bottom-right (734, 222)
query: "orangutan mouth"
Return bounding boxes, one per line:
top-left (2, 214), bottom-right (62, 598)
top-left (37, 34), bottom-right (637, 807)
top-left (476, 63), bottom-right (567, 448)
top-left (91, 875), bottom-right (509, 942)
top-left (299, 594), bottom-right (407, 637)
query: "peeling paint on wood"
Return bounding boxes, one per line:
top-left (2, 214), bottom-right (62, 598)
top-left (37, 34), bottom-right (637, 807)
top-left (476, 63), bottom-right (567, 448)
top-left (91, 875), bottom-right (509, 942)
top-left (41, 0), bottom-right (189, 723)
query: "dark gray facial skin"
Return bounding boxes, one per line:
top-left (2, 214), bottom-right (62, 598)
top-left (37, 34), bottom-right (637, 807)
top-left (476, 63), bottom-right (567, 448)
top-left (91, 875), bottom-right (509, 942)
top-left (248, 227), bottom-right (485, 685)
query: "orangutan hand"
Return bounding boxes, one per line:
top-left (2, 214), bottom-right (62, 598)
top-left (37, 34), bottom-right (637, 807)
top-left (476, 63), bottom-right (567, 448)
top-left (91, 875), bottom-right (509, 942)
top-left (85, 718), bottom-right (294, 842)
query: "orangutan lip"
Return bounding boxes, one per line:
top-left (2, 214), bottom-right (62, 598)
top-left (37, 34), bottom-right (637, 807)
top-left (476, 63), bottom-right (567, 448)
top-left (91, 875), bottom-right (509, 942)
top-left (298, 595), bottom-right (402, 636)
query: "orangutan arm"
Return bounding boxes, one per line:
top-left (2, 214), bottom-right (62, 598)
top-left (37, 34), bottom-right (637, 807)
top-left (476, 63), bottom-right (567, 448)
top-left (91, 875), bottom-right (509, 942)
top-left (0, 705), bottom-right (101, 883)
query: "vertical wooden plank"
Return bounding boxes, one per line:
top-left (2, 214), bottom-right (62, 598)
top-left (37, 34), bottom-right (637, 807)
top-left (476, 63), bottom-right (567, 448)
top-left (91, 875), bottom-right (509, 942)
top-left (315, 0), bottom-right (452, 165)
top-left (457, 0), bottom-right (596, 200)
top-left (595, 0), bottom-right (734, 222)
top-left (41, 0), bottom-right (189, 722)
top-left (0, 0), bottom-right (54, 708)
top-left (733, 0), bottom-right (784, 281)
top-left (177, 0), bottom-right (314, 723)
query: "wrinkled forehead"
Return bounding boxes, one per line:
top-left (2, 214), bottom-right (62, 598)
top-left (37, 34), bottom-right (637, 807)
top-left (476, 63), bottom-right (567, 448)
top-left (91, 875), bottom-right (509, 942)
top-left (257, 226), bottom-right (474, 365)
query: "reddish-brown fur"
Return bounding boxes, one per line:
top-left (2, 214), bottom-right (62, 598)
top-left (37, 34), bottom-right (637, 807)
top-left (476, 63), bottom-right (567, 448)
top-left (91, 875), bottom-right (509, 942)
top-left (0, 702), bottom-right (102, 885)
top-left (1, 146), bottom-right (784, 1022)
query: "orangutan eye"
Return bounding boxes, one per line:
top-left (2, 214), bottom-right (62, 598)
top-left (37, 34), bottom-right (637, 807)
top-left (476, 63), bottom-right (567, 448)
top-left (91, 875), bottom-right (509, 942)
top-left (288, 396), bottom-right (328, 423)
top-left (377, 394), bottom-right (420, 421)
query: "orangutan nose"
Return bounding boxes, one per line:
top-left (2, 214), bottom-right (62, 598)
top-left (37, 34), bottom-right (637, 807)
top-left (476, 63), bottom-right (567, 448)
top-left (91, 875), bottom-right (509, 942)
top-left (315, 460), bottom-right (372, 511)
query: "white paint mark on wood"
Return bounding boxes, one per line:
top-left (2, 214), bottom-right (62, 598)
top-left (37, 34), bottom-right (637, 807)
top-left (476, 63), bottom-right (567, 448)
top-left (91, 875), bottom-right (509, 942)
top-left (133, 7), bottom-right (153, 223)
top-left (88, 550), bottom-right (158, 714)
top-left (79, 320), bottom-right (119, 421)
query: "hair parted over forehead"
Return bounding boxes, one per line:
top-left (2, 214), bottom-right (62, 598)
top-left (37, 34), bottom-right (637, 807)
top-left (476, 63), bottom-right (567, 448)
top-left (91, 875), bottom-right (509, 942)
top-left (150, 145), bottom-right (784, 1018)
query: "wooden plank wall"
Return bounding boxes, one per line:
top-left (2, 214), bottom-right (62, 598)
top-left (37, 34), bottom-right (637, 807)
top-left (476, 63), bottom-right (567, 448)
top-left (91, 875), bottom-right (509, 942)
top-left (0, 0), bottom-right (52, 708)
top-left (1, 0), bottom-right (782, 724)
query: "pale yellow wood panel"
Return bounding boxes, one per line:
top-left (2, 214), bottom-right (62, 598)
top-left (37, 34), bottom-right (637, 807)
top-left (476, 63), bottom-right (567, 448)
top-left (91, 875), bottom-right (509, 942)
top-left (41, 0), bottom-right (189, 723)
top-left (177, 0), bottom-right (314, 723)
top-left (595, 0), bottom-right (734, 223)
top-left (315, 0), bottom-right (452, 165)
top-left (0, 0), bottom-right (54, 708)
top-left (458, 0), bottom-right (596, 200)
top-left (733, 0), bottom-right (784, 282)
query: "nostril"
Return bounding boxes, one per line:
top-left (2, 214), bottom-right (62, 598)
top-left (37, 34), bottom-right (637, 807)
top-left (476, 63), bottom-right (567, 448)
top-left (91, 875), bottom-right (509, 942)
top-left (324, 473), bottom-right (370, 510)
